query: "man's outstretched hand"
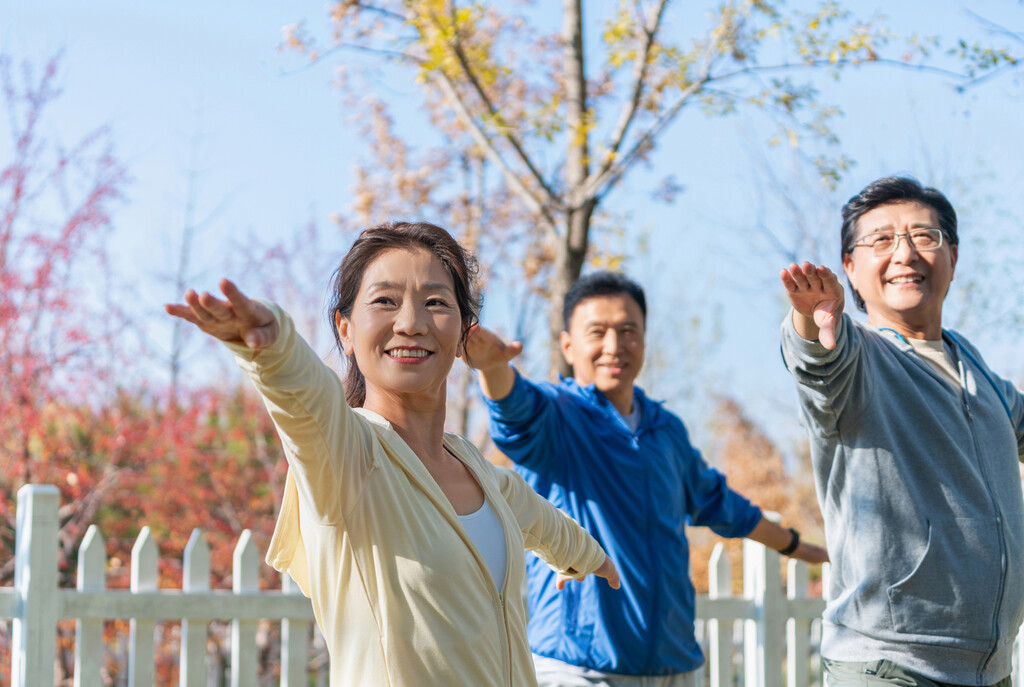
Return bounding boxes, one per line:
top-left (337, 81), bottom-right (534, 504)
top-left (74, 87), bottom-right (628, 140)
top-left (780, 262), bottom-right (845, 350)
top-left (555, 555), bottom-right (621, 591)
top-left (461, 324), bottom-right (522, 400)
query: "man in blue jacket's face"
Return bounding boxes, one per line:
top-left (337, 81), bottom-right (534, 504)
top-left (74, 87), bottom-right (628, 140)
top-left (559, 292), bottom-right (646, 417)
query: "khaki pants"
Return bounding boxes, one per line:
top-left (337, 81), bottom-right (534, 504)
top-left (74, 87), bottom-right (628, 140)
top-left (823, 658), bottom-right (1011, 687)
top-left (533, 654), bottom-right (701, 687)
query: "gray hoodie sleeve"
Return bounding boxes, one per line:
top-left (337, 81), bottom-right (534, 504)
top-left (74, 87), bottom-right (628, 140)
top-left (780, 311), bottom-right (873, 438)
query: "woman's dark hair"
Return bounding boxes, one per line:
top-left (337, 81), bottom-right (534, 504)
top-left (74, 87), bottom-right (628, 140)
top-left (562, 271), bottom-right (647, 331)
top-left (328, 221), bottom-right (481, 407)
top-left (840, 176), bottom-right (958, 312)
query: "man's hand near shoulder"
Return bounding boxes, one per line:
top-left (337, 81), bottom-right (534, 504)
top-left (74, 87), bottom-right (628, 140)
top-left (462, 325), bottom-right (523, 400)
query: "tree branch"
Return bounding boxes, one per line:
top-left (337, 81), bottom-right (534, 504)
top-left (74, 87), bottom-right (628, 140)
top-left (439, 8), bottom-right (560, 206)
top-left (955, 61), bottom-right (1021, 92)
top-left (430, 72), bottom-right (560, 242)
top-left (586, 41), bottom-right (718, 200)
top-left (710, 56), bottom-right (973, 86)
top-left (277, 41), bottom-right (420, 78)
top-left (965, 9), bottom-right (1024, 47)
top-left (348, 2), bottom-right (409, 24)
top-left (592, 0), bottom-right (670, 184)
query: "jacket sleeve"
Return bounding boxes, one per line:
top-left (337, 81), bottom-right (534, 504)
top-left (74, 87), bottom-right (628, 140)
top-left (675, 422), bottom-right (762, 538)
top-left (780, 311), bottom-right (871, 437)
top-left (225, 302), bottom-right (377, 523)
top-left (492, 464), bottom-right (607, 578)
top-left (482, 369), bottom-right (561, 473)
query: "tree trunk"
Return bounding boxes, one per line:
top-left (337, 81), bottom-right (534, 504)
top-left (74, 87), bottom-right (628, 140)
top-left (451, 151), bottom-right (484, 435)
top-left (550, 0), bottom-right (594, 379)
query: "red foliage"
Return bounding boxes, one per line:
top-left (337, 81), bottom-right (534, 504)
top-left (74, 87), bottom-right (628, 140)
top-left (0, 53), bottom-right (291, 681)
top-left (0, 50), bottom-right (129, 562)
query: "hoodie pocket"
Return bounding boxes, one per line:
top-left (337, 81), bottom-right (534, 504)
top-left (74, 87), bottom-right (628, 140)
top-left (887, 517), bottom-right (1000, 643)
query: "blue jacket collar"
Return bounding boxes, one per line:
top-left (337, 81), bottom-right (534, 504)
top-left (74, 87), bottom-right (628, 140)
top-left (557, 376), bottom-right (668, 431)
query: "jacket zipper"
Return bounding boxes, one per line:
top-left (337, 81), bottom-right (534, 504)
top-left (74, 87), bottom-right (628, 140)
top-left (499, 594), bottom-right (513, 686)
top-left (959, 359), bottom-right (1008, 678)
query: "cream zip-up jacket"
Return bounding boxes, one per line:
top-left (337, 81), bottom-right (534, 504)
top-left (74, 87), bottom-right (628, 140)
top-left (227, 305), bottom-right (607, 686)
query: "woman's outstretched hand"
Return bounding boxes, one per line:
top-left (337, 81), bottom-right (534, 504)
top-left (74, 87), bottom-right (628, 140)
top-left (165, 279), bottom-right (279, 350)
top-left (555, 555), bottom-right (621, 591)
top-left (780, 262), bottom-right (845, 350)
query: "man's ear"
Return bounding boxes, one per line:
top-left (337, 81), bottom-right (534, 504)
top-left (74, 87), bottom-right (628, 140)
top-left (560, 330), bottom-right (574, 366)
top-left (336, 311), bottom-right (354, 356)
top-left (842, 252), bottom-right (857, 292)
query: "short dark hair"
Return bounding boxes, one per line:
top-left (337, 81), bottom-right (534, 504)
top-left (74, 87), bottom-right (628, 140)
top-left (840, 176), bottom-right (958, 312)
top-left (328, 221), bottom-right (480, 407)
top-left (562, 271), bottom-right (647, 331)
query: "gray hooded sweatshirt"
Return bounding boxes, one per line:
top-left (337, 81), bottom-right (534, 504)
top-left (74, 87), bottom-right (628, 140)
top-left (781, 313), bottom-right (1024, 686)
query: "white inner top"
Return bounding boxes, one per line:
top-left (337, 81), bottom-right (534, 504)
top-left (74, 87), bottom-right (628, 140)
top-left (906, 336), bottom-right (962, 393)
top-left (458, 496), bottom-right (507, 592)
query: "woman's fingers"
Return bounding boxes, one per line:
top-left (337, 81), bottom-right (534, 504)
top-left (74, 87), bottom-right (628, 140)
top-left (165, 279), bottom-right (276, 347)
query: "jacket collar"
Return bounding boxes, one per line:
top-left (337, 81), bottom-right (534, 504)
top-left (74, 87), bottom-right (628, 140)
top-left (557, 376), bottom-right (668, 431)
top-left (353, 407), bottom-right (512, 595)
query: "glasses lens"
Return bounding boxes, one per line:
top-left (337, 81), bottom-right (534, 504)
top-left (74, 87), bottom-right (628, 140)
top-left (868, 234), bottom-right (895, 254)
top-left (909, 228), bottom-right (942, 250)
top-left (862, 229), bottom-right (944, 255)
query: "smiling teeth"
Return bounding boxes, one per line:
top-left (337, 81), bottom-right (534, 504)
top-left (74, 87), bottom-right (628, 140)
top-left (388, 348), bottom-right (429, 358)
top-left (890, 276), bottom-right (922, 283)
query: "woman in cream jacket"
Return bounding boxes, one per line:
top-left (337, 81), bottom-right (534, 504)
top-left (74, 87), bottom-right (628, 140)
top-left (166, 221), bottom-right (618, 686)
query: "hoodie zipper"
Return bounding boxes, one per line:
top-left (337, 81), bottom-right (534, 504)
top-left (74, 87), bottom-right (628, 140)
top-left (958, 358), bottom-right (1007, 678)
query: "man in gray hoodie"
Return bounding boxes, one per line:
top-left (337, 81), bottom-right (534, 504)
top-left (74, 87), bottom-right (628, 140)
top-left (779, 176), bottom-right (1024, 687)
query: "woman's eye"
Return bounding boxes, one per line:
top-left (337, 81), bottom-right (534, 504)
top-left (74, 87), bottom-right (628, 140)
top-left (427, 298), bottom-right (450, 307)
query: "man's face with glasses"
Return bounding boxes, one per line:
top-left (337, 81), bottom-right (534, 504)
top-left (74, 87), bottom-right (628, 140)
top-left (842, 201), bottom-right (958, 340)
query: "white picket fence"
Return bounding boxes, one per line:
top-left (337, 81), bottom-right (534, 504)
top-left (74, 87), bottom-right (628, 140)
top-left (2, 484), bottom-right (1023, 687)
top-left (1, 486), bottom-right (318, 687)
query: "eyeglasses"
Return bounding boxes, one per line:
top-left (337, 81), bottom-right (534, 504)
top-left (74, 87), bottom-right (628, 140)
top-left (852, 228), bottom-right (945, 256)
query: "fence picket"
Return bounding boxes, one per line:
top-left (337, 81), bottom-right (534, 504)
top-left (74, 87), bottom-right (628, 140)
top-left (129, 527), bottom-right (158, 687)
top-left (708, 543), bottom-right (734, 687)
top-left (282, 573), bottom-right (309, 687)
top-left (11, 485), bottom-right (60, 687)
top-left (231, 530), bottom-right (259, 687)
top-left (181, 529), bottom-right (210, 687)
top-left (74, 526), bottom-right (106, 687)
top-left (743, 539), bottom-right (765, 687)
top-left (786, 559), bottom-right (812, 687)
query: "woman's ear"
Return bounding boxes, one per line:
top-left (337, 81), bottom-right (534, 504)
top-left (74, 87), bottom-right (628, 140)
top-left (335, 311), bottom-right (354, 356)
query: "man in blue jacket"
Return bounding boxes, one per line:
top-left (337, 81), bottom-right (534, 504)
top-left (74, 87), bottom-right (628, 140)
top-left (465, 271), bottom-right (827, 686)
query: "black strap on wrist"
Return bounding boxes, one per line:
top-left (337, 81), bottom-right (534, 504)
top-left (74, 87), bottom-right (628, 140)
top-left (779, 527), bottom-right (800, 556)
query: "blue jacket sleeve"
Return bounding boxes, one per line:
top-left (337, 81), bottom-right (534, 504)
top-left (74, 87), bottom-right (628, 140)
top-left (676, 421), bottom-right (762, 538)
top-left (482, 368), bottom-right (561, 474)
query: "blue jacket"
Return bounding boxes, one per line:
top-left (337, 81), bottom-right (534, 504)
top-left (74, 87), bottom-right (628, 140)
top-left (483, 371), bottom-right (763, 676)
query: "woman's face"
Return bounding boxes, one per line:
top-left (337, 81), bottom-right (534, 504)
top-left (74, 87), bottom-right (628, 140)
top-left (336, 247), bottom-right (463, 409)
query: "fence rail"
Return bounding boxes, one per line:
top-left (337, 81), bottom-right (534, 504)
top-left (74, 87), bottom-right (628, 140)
top-left (2, 484), bottom-right (1023, 687)
top-left (2, 485), bottom-right (317, 687)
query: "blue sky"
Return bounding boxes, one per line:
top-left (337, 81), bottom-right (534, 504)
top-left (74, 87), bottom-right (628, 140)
top-left (3, 0), bottom-right (1022, 449)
